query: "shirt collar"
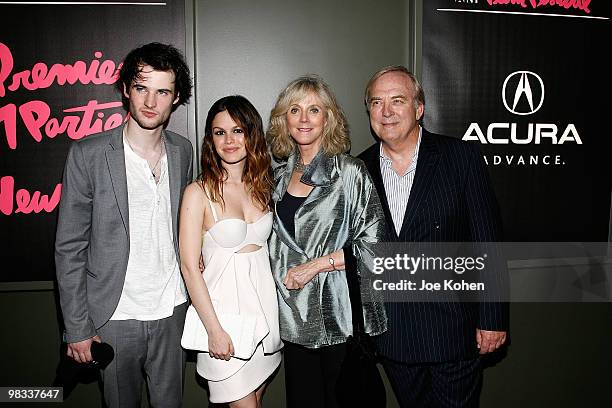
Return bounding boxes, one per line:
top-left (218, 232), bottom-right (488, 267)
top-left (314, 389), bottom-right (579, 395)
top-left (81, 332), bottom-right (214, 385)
top-left (122, 135), bottom-right (167, 165)
top-left (289, 148), bottom-right (334, 187)
top-left (379, 126), bottom-right (422, 175)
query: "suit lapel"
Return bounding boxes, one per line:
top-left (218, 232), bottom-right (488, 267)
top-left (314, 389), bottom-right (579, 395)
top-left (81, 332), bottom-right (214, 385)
top-left (300, 150), bottom-right (332, 208)
top-left (272, 151), bottom-right (341, 258)
top-left (398, 130), bottom-right (441, 238)
top-left (272, 153), bottom-right (308, 257)
top-left (361, 143), bottom-right (398, 240)
top-left (106, 125), bottom-right (129, 235)
top-left (164, 132), bottom-right (181, 245)
top-left (272, 202), bottom-right (308, 257)
top-left (272, 152), bottom-right (295, 204)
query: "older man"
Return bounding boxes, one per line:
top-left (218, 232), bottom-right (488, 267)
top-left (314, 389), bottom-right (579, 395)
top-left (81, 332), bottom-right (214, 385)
top-left (358, 66), bottom-right (508, 407)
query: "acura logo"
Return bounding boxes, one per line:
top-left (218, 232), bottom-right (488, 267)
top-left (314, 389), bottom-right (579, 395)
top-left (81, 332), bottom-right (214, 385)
top-left (502, 71), bottom-right (544, 116)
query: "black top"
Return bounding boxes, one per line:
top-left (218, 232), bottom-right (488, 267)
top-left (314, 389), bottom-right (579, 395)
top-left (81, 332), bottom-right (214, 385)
top-left (276, 192), bottom-right (307, 239)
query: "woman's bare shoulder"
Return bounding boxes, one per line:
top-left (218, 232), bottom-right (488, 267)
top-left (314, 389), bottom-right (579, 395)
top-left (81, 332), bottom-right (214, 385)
top-left (183, 181), bottom-right (208, 203)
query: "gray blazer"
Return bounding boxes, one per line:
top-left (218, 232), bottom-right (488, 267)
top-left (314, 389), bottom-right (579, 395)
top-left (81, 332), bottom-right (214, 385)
top-left (55, 124), bottom-right (193, 343)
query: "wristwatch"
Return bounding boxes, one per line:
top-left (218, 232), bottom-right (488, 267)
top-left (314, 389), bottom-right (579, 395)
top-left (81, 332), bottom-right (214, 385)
top-left (329, 257), bottom-right (337, 271)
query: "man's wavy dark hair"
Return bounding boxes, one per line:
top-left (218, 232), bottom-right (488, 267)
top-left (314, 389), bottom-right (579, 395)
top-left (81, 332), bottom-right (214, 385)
top-left (117, 42), bottom-right (192, 110)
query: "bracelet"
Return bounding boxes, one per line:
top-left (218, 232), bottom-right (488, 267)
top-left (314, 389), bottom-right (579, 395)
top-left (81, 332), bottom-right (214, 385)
top-left (329, 257), bottom-right (337, 271)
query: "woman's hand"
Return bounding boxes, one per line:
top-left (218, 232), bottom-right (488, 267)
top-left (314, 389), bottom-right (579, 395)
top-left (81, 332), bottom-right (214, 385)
top-left (284, 251), bottom-right (345, 290)
top-left (284, 260), bottom-right (320, 289)
top-left (207, 327), bottom-right (235, 360)
top-left (283, 258), bottom-right (329, 289)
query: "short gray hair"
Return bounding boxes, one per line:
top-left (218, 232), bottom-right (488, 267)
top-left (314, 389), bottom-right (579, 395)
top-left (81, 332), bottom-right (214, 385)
top-left (364, 65), bottom-right (425, 111)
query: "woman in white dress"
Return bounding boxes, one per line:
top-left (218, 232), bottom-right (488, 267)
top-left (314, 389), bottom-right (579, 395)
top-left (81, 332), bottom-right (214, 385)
top-left (179, 95), bottom-right (282, 407)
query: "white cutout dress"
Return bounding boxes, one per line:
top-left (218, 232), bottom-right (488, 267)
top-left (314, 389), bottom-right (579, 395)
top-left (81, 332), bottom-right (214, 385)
top-left (196, 201), bottom-right (282, 403)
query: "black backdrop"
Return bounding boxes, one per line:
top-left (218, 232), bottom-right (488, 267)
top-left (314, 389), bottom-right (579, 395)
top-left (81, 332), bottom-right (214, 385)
top-left (0, 0), bottom-right (186, 282)
top-left (422, 0), bottom-right (611, 242)
top-left (2, 0), bottom-right (611, 282)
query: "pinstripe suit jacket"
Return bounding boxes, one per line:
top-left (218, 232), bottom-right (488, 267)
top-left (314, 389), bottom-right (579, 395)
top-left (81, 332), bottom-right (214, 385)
top-left (358, 129), bottom-right (508, 363)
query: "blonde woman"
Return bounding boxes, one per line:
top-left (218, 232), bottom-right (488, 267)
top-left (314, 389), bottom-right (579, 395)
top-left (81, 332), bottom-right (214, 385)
top-left (267, 76), bottom-right (387, 408)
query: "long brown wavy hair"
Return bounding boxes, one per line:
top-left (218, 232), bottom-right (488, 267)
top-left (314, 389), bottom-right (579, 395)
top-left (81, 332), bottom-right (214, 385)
top-left (199, 95), bottom-right (272, 211)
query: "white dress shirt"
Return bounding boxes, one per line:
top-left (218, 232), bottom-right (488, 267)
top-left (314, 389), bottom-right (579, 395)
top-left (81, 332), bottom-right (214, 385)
top-left (379, 127), bottom-right (422, 235)
top-left (110, 138), bottom-right (187, 321)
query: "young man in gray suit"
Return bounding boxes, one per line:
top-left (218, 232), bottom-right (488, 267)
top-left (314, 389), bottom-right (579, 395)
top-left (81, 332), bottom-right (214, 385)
top-left (55, 42), bottom-right (193, 407)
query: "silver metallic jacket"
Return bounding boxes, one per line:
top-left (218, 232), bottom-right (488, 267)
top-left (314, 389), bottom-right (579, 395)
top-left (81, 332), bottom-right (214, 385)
top-left (269, 150), bottom-right (388, 348)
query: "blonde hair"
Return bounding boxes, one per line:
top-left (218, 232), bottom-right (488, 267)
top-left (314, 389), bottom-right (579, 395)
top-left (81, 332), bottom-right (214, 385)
top-left (267, 75), bottom-right (350, 160)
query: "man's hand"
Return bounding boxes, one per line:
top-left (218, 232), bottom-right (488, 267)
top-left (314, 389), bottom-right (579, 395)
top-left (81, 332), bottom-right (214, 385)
top-left (476, 329), bottom-right (506, 354)
top-left (67, 335), bottom-right (102, 363)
